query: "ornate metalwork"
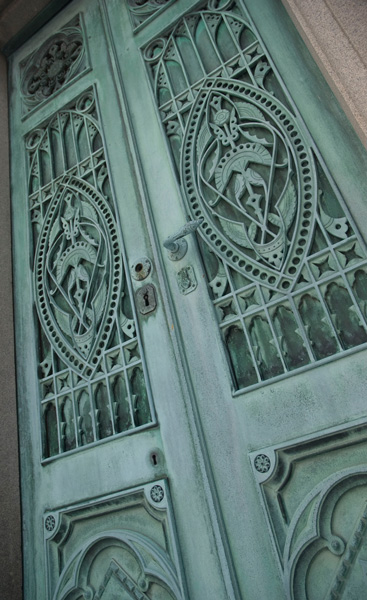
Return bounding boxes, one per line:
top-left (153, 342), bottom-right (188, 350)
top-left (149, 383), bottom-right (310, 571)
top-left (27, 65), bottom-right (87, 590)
top-left (143, 0), bottom-right (367, 391)
top-left (182, 79), bottom-right (313, 289)
top-left (20, 16), bottom-right (86, 113)
top-left (35, 176), bottom-right (122, 374)
top-left (45, 515), bottom-right (56, 532)
top-left (127, 0), bottom-right (175, 30)
top-left (27, 89), bottom-right (153, 458)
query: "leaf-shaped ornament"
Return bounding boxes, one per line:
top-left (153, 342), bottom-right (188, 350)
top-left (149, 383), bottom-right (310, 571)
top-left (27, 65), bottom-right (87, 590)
top-left (81, 200), bottom-right (98, 223)
top-left (92, 279), bottom-right (107, 327)
top-left (218, 216), bottom-right (252, 248)
top-left (53, 304), bottom-right (72, 336)
top-left (269, 178), bottom-right (297, 230)
top-left (236, 101), bottom-right (264, 121)
top-left (196, 122), bottom-right (211, 158)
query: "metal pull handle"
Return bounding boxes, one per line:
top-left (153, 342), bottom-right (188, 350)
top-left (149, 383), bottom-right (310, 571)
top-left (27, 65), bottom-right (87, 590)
top-left (163, 217), bottom-right (203, 261)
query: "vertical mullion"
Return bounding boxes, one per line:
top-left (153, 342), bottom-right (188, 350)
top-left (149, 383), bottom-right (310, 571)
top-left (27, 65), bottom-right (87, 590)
top-left (201, 15), bottom-right (230, 77)
top-left (258, 288), bottom-right (288, 372)
top-left (318, 219), bottom-right (367, 334)
top-left (225, 263), bottom-right (262, 383)
top-left (222, 14), bottom-right (247, 58)
top-left (88, 381), bottom-right (98, 442)
top-left (183, 18), bottom-right (207, 78)
top-left (287, 294), bottom-right (315, 363)
top-left (70, 386), bottom-right (80, 449)
top-left (58, 113), bottom-right (68, 173)
top-left (46, 126), bottom-right (55, 182)
top-left (70, 112), bottom-right (81, 176)
top-left (171, 36), bottom-right (192, 93)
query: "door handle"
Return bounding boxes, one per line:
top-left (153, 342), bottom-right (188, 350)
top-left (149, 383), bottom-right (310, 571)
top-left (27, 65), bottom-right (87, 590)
top-left (163, 217), bottom-right (203, 261)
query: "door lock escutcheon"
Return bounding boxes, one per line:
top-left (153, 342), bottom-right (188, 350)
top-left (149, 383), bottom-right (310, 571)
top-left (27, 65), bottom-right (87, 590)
top-left (163, 217), bottom-right (203, 261)
top-left (136, 283), bottom-right (157, 315)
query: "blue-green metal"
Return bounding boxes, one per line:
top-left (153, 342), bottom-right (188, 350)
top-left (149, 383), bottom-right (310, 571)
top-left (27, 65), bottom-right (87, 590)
top-left (9, 0), bottom-right (367, 599)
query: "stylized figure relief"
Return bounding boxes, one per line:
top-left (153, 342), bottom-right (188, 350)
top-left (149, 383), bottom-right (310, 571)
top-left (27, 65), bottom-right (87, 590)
top-left (201, 95), bottom-right (295, 264)
top-left (35, 177), bottom-right (121, 374)
top-left (184, 80), bottom-right (314, 289)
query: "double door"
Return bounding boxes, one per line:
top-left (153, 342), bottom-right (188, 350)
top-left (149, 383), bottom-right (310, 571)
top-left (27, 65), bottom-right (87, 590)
top-left (10, 1), bottom-right (367, 599)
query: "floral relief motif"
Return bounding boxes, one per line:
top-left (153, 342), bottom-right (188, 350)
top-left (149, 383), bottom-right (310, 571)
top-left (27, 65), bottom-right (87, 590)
top-left (254, 453), bottom-right (271, 473)
top-left (150, 484), bottom-right (165, 503)
top-left (21, 16), bottom-right (86, 111)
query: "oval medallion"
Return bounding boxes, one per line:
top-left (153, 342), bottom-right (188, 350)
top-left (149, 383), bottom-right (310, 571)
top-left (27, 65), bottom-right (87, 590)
top-left (34, 176), bottom-right (123, 376)
top-left (181, 78), bottom-right (317, 291)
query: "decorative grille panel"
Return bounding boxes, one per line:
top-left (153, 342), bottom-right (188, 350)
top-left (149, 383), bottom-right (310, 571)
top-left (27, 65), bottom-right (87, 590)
top-left (143, 0), bottom-right (367, 391)
top-left (27, 89), bottom-right (153, 459)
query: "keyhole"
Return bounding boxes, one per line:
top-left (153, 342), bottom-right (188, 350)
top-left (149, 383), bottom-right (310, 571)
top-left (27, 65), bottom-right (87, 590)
top-left (137, 284), bottom-right (156, 314)
top-left (151, 452), bottom-right (158, 466)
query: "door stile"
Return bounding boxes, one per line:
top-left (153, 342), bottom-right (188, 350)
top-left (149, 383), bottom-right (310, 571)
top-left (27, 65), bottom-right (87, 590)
top-left (99, 2), bottom-right (243, 598)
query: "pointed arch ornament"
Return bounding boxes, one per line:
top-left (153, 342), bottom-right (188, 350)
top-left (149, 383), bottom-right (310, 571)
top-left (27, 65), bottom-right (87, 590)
top-left (182, 78), bottom-right (315, 291)
top-left (44, 481), bottom-right (187, 600)
top-left (34, 175), bottom-right (123, 376)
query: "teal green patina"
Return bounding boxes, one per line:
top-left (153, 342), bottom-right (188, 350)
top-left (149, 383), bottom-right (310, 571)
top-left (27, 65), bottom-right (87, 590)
top-left (9, 0), bottom-right (367, 599)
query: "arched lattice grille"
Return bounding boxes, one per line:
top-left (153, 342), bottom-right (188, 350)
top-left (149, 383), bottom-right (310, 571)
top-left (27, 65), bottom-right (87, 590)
top-left (27, 89), bottom-right (153, 458)
top-left (143, 0), bottom-right (367, 391)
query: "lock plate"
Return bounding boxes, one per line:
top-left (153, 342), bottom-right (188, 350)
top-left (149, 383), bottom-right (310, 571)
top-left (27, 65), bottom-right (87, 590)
top-left (177, 265), bottom-right (197, 295)
top-left (136, 283), bottom-right (157, 315)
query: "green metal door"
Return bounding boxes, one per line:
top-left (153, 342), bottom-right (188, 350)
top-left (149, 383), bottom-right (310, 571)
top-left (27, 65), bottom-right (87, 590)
top-left (9, 1), bottom-right (367, 599)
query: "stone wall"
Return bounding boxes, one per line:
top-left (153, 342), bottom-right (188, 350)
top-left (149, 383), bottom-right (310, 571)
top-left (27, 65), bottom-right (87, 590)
top-left (281, 0), bottom-right (367, 145)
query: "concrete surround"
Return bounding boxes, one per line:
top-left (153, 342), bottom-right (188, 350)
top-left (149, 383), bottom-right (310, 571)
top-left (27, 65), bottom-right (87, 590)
top-left (0, 1), bottom-right (366, 598)
top-left (281, 0), bottom-right (367, 146)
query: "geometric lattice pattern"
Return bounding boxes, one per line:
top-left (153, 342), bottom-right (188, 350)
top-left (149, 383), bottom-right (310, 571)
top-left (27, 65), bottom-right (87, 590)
top-left (27, 89), bottom-right (153, 459)
top-left (143, 0), bottom-right (367, 391)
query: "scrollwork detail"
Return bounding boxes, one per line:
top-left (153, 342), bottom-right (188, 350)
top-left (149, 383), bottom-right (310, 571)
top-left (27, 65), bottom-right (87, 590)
top-left (35, 176), bottom-right (122, 375)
